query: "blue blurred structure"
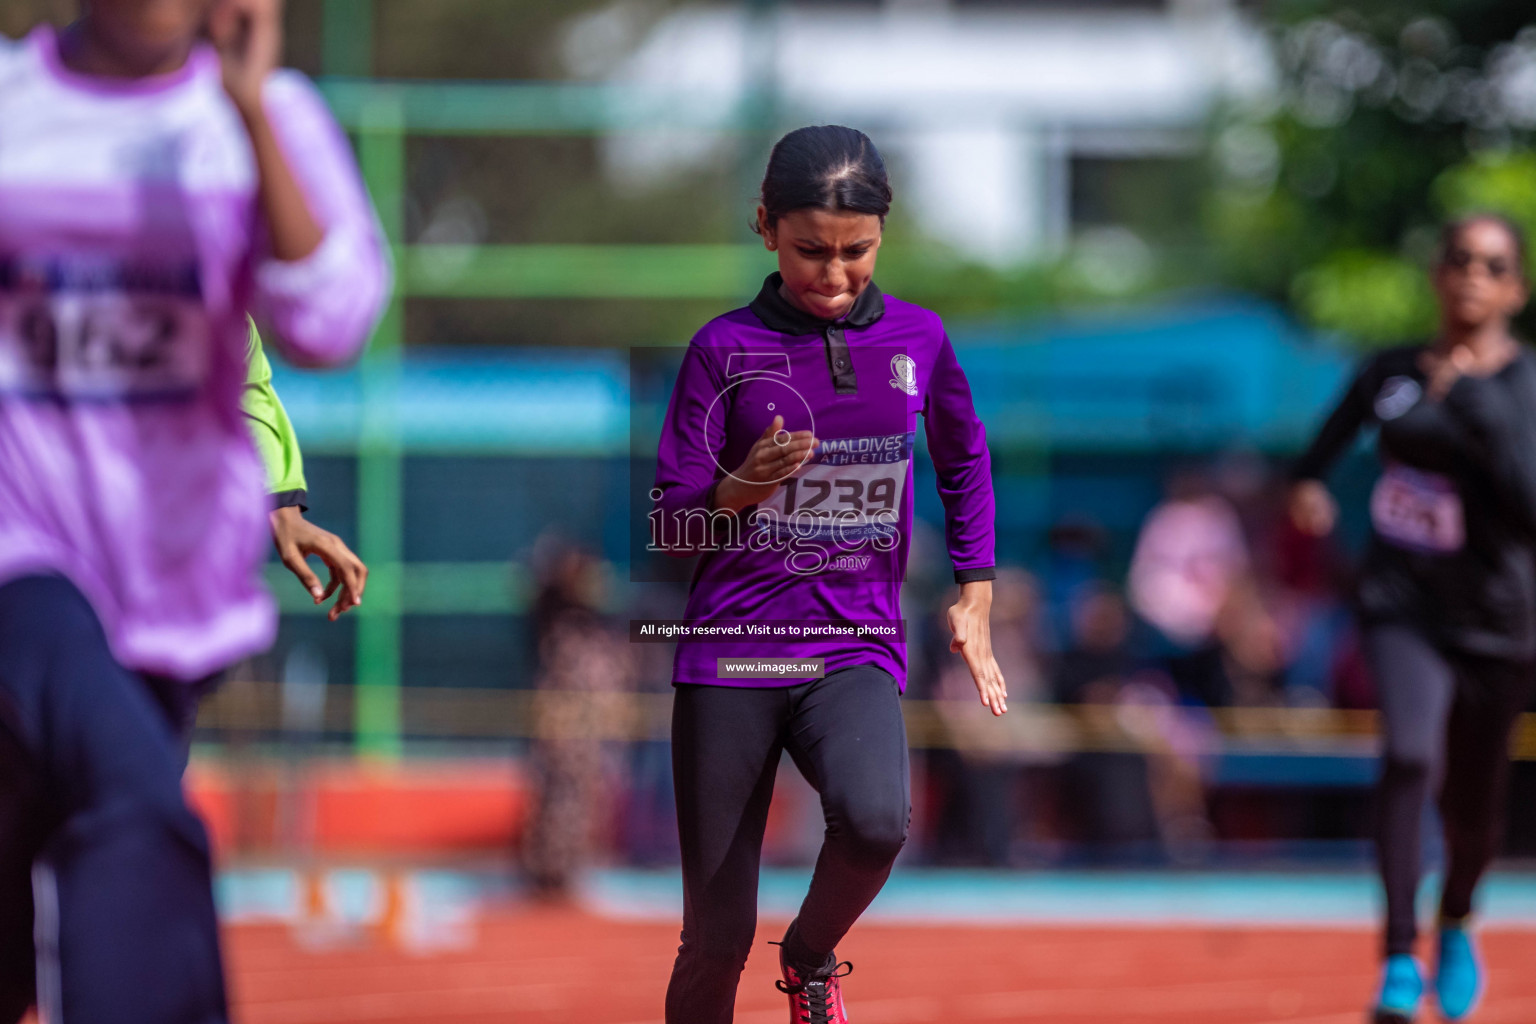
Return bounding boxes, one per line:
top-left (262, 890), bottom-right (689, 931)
top-left (271, 348), bottom-right (631, 455)
top-left (275, 296), bottom-right (1345, 457)
top-left (958, 297), bottom-right (1347, 453)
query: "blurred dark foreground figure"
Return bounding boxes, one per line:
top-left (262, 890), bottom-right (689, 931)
top-left (1290, 215), bottom-right (1536, 1024)
top-left (521, 543), bottom-right (634, 898)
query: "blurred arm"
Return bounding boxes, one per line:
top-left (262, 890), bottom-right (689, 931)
top-left (1291, 356), bottom-right (1376, 482)
top-left (652, 342), bottom-right (734, 557)
top-left (1443, 369), bottom-right (1536, 537)
top-left (242, 321), bottom-right (308, 510)
top-left (246, 320), bottom-right (369, 618)
top-left (923, 331), bottom-right (997, 584)
top-left (248, 72), bottom-right (391, 368)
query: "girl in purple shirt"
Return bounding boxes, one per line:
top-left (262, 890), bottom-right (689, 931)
top-left (652, 125), bottom-right (1005, 1024)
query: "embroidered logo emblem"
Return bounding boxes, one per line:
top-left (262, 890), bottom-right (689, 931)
top-left (889, 354), bottom-right (918, 396)
top-left (1374, 376), bottom-right (1421, 421)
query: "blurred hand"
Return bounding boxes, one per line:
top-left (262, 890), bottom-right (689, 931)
top-left (947, 580), bottom-right (1007, 716)
top-left (711, 415), bottom-right (818, 513)
top-left (1419, 347), bottom-right (1471, 401)
top-left (1421, 341), bottom-right (1517, 400)
top-left (269, 506), bottom-right (367, 621)
top-left (1288, 479), bottom-right (1338, 537)
top-left (210, 0), bottom-right (283, 113)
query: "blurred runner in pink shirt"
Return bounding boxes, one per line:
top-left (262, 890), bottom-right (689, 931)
top-left (0, 3), bottom-right (387, 1021)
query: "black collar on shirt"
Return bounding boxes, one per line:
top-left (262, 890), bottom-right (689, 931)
top-left (748, 273), bottom-right (886, 395)
top-left (748, 272), bottom-right (886, 333)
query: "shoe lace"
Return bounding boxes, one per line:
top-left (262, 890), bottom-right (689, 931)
top-left (775, 960), bottom-right (852, 1024)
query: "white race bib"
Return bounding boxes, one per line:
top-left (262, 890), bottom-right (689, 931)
top-left (755, 432), bottom-right (911, 545)
top-left (0, 257), bottom-right (209, 399)
top-left (1371, 464), bottom-right (1464, 553)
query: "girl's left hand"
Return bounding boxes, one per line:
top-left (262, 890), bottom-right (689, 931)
top-left (947, 581), bottom-right (1007, 716)
top-left (210, 0), bottom-right (283, 113)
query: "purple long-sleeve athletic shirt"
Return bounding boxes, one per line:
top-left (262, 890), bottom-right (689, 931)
top-left (0, 27), bottom-right (389, 680)
top-left (653, 274), bottom-right (996, 689)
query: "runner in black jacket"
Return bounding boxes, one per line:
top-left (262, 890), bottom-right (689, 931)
top-left (1290, 216), bottom-right (1536, 1024)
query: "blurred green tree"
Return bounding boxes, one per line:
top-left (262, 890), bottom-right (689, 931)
top-left (2, 1), bottom-right (1185, 344)
top-left (1208, 1), bottom-right (1536, 346)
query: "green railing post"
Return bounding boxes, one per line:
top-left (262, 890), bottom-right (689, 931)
top-left (355, 92), bottom-right (405, 761)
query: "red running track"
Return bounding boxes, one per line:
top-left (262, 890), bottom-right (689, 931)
top-left (225, 908), bottom-right (1536, 1024)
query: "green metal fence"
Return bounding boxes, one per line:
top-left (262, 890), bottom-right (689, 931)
top-left (311, 0), bottom-right (777, 759)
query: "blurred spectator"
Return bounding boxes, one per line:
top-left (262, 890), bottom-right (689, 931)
top-left (925, 568), bottom-right (1047, 865)
top-left (1128, 470), bottom-right (1250, 707)
top-left (1053, 585), bottom-right (1158, 856)
top-left (1265, 492), bottom-right (1361, 708)
top-left (528, 538), bottom-right (609, 656)
top-left (1043, 517), bottom-right (1109, 653)
top-left (1214, 578), bottom-right (1287, 707)
top-left (520, 541), bottom-right (634, 898)
top-left (1055, 583), bottom-right (1133, 707)
top-left (1054, 584), bottom-right (1214, 862)
top-left (617, 582), bottom-right (685, 866)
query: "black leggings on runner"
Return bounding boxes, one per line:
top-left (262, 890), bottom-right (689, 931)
top-left (665, 665), bottom-right (910, 1024)
top-left (1365, 624), bottom-right (1536, 956)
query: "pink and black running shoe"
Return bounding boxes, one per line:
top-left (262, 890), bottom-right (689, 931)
top-left (776, 946), bottom-right (853, 1024)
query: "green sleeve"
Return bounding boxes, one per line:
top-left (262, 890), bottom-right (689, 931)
top-left (241, 320), bottom-right (309, 505)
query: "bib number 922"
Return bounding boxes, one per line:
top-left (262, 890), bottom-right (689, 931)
top-left (1, 295), bottom-right (207, 398)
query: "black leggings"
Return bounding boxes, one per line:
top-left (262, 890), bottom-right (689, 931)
top-left (1366, 624), bottom-right (1536, 956)
top-left (666, 665), bottom-right (910, 1024)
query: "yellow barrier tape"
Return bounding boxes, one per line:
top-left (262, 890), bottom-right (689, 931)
top-left (195, 682), bottom-right (1536, 760)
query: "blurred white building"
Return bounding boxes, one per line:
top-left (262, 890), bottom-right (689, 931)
top-left (564, 0), bottom-right (1275, 265)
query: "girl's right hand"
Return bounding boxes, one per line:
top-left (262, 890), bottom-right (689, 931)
top-left (1288, 479), bottom-right (1338, 537)
top-left (711, 415), bottom-right (817, 513)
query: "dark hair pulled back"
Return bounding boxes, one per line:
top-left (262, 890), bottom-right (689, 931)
top-left (754, 125), bottom-right (892, 232)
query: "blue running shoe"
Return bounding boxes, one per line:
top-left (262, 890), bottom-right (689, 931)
top-left (1435, 925), bottom-right (1483, 1020)
top-left (1372, 955), bottom-right (1423, 1024)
